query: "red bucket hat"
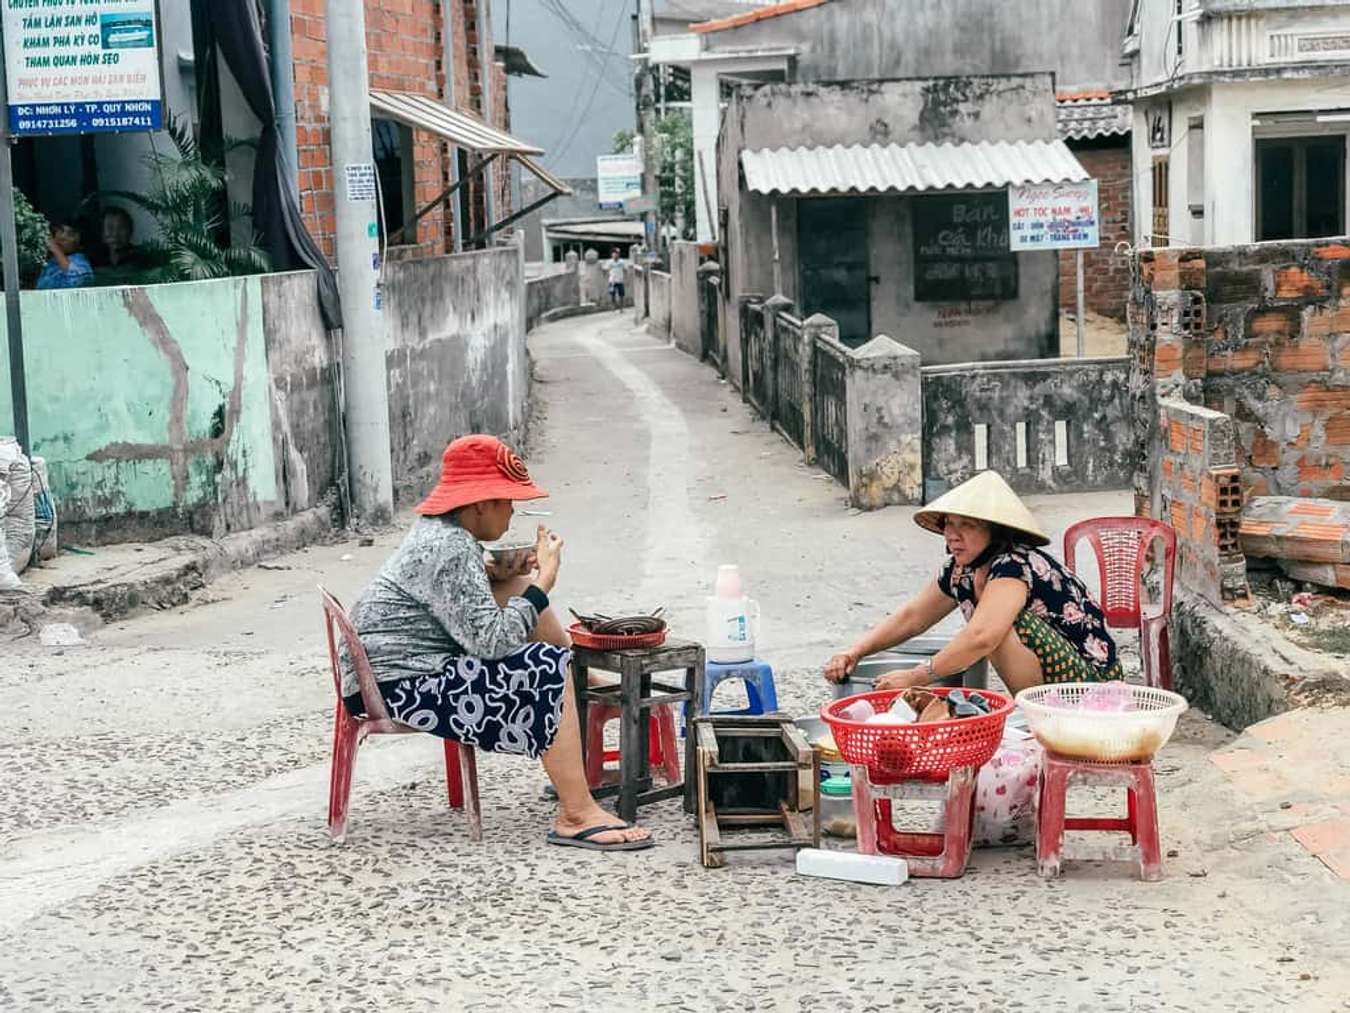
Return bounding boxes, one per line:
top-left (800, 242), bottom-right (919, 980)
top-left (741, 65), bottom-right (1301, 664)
top-left (414, 435), bottom-right (548, 516)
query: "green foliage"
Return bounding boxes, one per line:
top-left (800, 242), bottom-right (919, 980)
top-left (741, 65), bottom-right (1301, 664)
top-left (11, 188), bottom-right (51, 284)
top-left (654, 112), bottom-right (695, 240)
top-left (611, 129), bottom-right (635, 155)
top-left (103, 117), bottom-right (270, 283)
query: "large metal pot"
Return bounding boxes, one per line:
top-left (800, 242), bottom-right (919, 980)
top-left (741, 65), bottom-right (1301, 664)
top-left (831, 635), bottom-right (990, 700)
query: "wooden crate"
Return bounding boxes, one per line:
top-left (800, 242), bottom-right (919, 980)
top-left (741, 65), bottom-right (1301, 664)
top-left (694, 714), bottom-right (820, 869)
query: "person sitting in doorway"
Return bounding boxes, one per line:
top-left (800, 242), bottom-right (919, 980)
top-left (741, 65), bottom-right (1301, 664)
top-left (96, 206), bottom-right (150, 274)
top-left (36, 225), bottom-right (93, 290)
top-left (605, 247), bottom-right (626, 309)
top-left (342, 434), bottom-right (654, 852)
top-left (824, 470), bottom-right (1123, 694)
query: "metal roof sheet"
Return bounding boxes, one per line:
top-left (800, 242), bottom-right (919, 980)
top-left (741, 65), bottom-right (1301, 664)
top-left (369, 89), bottom-right (544, 155)
top-left (516, 154), bottom-right (573, 197)
top-left (740, 140), bottom-right (1090, 196)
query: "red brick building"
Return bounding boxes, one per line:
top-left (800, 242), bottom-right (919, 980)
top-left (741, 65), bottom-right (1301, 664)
top-left (1056, 93), bottom-right (1134, 323)
top-left (287, 0), bottom-right (514, 260)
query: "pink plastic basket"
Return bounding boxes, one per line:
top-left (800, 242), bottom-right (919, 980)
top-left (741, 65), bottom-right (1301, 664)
top-left (821, 687), bottom-right (1014, 781)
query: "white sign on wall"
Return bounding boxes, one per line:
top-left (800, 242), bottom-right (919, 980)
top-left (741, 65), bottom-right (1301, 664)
top-left (3, 0), bottom-right (163, 136)
top-left (597, 153), bottom-right (642, 210)
top-left (1007, 179), bottom-right (1100, 251)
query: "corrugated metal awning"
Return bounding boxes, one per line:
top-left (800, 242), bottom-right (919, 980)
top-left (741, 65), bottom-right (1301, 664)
top-left (369, 89), bottom-right (543, 155)
top-left (741, 140), bottom-right (1090, 196)
top-left (1057, 95), bottom-right (1132, 141)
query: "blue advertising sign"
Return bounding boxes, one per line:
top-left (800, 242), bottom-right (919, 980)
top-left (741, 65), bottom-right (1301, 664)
top-left (3, 1), bottom-right (163, 136)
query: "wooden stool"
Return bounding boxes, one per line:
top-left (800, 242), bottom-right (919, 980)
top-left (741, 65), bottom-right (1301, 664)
top-left (572, 639), bottom-right (706, 823)
top-left (694, 715), bottom-right (819, 868)
top-left (850, 765), bottom-right (978, 879)
top-left (1036, 752), bottom-right (1163, 882)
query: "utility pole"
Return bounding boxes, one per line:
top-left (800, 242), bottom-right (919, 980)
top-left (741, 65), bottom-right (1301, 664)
top-left (325, 0), bottom-right (394, 525)
top-left (635, 0), bottom-right (658, 258)
top-left (0, 21), bottom-right (28, 453)
top-left (476, 0), bottom-right (496, 237)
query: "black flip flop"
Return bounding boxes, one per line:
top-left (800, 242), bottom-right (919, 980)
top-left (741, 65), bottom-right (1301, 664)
top-left (546, 824), bottom-right (655, 852)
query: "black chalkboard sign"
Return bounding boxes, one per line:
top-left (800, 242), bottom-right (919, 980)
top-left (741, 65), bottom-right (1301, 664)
top-left (912, 193), bottom-right (1018, 302)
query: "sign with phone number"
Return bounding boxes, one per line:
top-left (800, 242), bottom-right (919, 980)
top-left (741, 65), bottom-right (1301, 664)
top-left (3, 0), bottom-right (163, 136)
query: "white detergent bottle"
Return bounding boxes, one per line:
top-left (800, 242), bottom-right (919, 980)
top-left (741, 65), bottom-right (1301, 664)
top-left (706, 564), bottom-right (760, 664)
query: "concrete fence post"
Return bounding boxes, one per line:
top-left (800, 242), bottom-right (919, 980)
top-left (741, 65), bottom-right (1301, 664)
top-left (762, 294), bottom-right (793, 425)
top-left (800, 314), bottom-right (836, 466)
top-left (845, 334), bottom-right (924, 508)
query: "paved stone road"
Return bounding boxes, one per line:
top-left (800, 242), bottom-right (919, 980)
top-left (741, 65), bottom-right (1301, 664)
top-left (3, 312), bottom-right (1349, 1011)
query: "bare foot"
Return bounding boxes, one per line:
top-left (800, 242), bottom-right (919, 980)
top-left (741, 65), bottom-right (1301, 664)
top-left (553, 804), bottom-right (651, 845)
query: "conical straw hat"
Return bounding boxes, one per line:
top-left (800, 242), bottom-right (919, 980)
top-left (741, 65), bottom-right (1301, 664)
top-left (913, 471), bottom-right (1049, 546)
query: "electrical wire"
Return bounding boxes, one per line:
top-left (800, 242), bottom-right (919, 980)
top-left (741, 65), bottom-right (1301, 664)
top-left (548, 2), bottom-right (631, 164)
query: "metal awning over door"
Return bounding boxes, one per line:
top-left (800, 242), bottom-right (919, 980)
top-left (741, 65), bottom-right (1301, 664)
top-left (368, 89), bottom-right (572, 245)
top-left (740, 140), bottom-right (1089, 196)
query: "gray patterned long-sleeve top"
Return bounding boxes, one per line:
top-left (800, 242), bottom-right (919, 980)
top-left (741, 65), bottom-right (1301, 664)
top-left (340, 516), bottom-right (548, 700)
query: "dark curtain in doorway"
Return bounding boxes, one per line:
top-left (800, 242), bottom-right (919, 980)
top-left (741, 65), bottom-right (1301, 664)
top-left (207, 1), bottom-right (342, 329)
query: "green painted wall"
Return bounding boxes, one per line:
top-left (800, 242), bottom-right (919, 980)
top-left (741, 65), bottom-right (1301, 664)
top-left (0, 277), bottom-right (278, 529)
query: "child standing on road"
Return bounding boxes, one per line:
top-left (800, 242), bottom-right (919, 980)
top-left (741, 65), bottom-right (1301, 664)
top-left (605, 248), bottom-right (626, 309)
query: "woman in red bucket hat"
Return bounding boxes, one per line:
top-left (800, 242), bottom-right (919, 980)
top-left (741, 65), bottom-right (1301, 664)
top-left (341, 434), bottom-right (653, 851)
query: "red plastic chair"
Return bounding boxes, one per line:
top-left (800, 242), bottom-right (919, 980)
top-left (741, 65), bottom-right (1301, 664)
top-left (1063, 518), bottom-right (1178, 691)
top-left (319, 586), bottom-right (481, 843)
top-left (584, 702), bottom-right (682, 789)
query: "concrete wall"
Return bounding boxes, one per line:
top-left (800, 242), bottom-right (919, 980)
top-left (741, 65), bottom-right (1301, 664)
top-left (525, 264), bottom-right (581, 331)
top-left (718, 76), bottom-right (1064, 370)
top-left (261, 272), bottom-right (340, 516)
top-left (383, 247), bottom-right (527, 507)
top-left (670, 241), bottom-right (702, 357)
top-left (922, 356), bottom-right (1135, 500)
top-left (648, 270), bottom-right (673, 340)
top-left (708, 0), bottom-right (1134, 93)
top-left (0, 278), bottom-right (280, 544)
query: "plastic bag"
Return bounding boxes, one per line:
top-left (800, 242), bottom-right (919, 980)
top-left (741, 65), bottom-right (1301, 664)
top-left (31, 456), bottom-right (56, 561)
top-left (0, 438), bottom-right (35, 574)
top-left (973, 718), bottom-right (1043, 848)
top-left (0, 480), bottom-right (19, 590)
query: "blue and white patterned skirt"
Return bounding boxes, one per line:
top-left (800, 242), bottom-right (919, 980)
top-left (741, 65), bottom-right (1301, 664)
top-left (371, 644), bottom-right (571, 759)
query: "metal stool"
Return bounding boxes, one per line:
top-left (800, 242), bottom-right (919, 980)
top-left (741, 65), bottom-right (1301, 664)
top-left (1036, 752), bottom-right (1163, 882)
top-left (572, 639), bottom-right (706, 822)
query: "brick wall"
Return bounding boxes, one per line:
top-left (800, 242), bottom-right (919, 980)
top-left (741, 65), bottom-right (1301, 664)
top-left (1130, 237), bottom-right (1350, 603)
top-left (289, 0), bottom-right (509, 260)
top-left (1059, 140), bottom-right (1132, 322)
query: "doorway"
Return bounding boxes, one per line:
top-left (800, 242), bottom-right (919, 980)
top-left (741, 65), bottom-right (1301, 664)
top-left (797, 198), bottom-right (871, 347)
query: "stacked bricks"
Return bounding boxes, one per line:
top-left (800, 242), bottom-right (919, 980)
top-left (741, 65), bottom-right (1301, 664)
top-left (1156, 398), bottom-right (1249, 605)
top-left (1240, 497), bottom-right (1350, 590)
top-left (289, 0), bottom-right (509, 260)
top-left (1194, 241), bottom-right (1350, 501)
top-left (1058, 140), bottom-right (1133, 322)
top-left (1132, 237), bottom-right (1350, 605)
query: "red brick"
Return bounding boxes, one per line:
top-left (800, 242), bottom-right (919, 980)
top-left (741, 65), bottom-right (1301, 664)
top-left (1155, 339), bottom-right (1183, 374)
top-left (1207, 347), bottom-right (1264, 374)
top-left (1250, 309), bottom-right (1300, 339)
top-left (1327, 414), bottom-right (1350, 446)
top-left (1250, 431), bottom-right (1281, 468)
top-left (1314, 244), bottom-right (1350, 260)
top-left (1296, 460), bottom-right (1347, 485)
top-left (1274, 267), bottom-right (1328, 299)
top-left (1273, 340), bottom-right (1331, 372)
top-left (1296, 386), bottom-right (1350, 412)
top-left (1183, 343), bottom-right (1207, 379)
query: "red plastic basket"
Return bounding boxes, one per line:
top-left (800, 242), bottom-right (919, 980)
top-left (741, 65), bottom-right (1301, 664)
top-left (821, 687), bottom-right (1013, 780)
top-left (568, 623), bottom-right (668, 651)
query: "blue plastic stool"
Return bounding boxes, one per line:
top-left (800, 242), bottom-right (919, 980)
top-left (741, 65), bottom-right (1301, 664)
top-left (683, 660), bottom-right (778, 734)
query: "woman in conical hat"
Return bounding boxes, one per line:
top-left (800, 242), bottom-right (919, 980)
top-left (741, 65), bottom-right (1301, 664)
top-left (825, 471), bottom-right (1123, 693)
